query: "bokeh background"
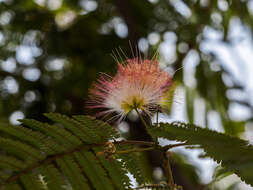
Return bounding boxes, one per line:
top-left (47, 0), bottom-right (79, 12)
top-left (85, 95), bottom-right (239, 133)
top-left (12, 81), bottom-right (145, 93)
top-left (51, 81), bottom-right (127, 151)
top-left (1, 0), bottom-right (253, 189)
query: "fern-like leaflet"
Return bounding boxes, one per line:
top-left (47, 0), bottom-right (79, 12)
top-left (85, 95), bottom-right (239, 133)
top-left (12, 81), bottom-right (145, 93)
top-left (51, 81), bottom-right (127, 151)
top-left (148, 122), bottom-right (253, 186)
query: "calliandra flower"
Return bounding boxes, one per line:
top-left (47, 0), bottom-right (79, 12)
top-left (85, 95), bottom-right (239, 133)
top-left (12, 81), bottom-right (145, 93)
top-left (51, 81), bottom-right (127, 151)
top-left (88, 58), bottom-right (172, 121)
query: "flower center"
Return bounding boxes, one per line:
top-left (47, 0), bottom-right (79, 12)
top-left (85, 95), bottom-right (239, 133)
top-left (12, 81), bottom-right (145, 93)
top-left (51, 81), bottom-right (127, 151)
top-left (121, 95), bottom-right (146, 113)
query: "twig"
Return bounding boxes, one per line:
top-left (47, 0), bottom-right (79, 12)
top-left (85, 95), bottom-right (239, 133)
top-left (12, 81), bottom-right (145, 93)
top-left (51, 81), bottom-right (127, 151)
top-left (116, 147), bottom-right (155, 154)
top-left (134, 108), bottom-right (150, 129)
top-left (163, 151), bottom-right (175, 187)
top-left (162, 142), bottom-right (188, 150)
top-left (114, 140), bottom-right (155, 147)
top-left (133, 184), bottom-right (167, 189)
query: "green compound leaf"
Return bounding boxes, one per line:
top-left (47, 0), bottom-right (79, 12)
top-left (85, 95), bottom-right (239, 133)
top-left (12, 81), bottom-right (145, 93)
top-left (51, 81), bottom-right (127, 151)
top-left (0, 114), bottom-right (132, 190)
top-left (148, 122), bottom-right (253, 186)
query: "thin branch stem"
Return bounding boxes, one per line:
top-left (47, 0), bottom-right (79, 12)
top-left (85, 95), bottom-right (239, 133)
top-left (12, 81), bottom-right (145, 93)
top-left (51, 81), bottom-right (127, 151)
top-left (116, 147), bottom-right (155, 154)
top-left (156, 111), bottom-right (159, 126)
top-left (162, 142), bottom-right (188, 150)
top-left (114, 140), bottom-right (155, 146)
top-left (163, 151), bottom-right (174, 186)
top-left (132, 184), bottom-right (167, 189)
top-left (134, 108), bottom-right (150, 129)
top-left (115, 141), bottom-right (187, 150)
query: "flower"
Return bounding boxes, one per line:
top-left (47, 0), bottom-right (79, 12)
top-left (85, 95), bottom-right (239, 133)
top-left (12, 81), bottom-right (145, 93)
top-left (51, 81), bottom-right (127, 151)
top-left (88, 58), bottom-right (172, 121)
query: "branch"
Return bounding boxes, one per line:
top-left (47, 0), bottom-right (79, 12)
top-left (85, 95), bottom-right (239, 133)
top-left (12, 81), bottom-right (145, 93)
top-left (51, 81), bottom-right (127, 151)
top-left (114, 140), bottom-right (155, 147)
top-left (132, 183), bottom-right (183, 190)
top-left (115, 0), bottom-right (140, 44)
top-left (134, 108), bottom-right (150, 129)
top-left (163, 151), bottom-right (174, 186)
top-left (162, 142), bottom-right (188, 150)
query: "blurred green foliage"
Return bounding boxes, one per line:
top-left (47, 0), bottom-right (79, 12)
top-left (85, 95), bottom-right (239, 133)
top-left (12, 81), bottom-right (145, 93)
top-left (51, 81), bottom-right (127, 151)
top-left (0, 0), bottom-right (253, 189)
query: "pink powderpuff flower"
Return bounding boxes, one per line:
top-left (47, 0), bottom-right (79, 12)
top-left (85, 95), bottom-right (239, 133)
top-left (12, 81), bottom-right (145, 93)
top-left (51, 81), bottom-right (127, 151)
top-left (88, 58), bottom-right (172, 122)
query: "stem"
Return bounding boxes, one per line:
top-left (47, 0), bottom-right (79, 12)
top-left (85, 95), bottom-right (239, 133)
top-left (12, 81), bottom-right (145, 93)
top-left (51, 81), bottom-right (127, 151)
top-left (156, 111), bottom-right (159, 126)
top-left (163, 151), bottom-right (174, 186)
top-left (114, 140), bottom-right (155, 146)
top-left (133, 184), bottom-right (166, 189)
top-left (162, 142), bottom-right (188, 150)
top-left (115, 147), bottom-right (155, 154)
top-left (134, 108), bottom-right (150, 129)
